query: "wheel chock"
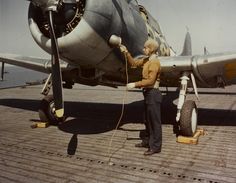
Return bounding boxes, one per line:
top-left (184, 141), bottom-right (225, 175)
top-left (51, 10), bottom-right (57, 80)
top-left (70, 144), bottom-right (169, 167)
top-left (177, 128), bottom-right (205, 145)
top-left (31, 122), bottom-right (49, 129)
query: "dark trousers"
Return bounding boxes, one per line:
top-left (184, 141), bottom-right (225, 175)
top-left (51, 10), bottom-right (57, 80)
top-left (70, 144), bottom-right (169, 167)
top-left (142, 88), bottom-right (162, 151)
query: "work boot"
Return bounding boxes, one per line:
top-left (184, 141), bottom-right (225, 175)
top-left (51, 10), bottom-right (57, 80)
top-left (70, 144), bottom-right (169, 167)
top-left (144, 149), bottom-right (161, 156)
top-left (135, 142), bottom-right (149, 148)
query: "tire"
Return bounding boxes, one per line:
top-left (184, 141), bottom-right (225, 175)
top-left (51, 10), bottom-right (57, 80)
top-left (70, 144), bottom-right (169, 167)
top-left (179, 100), bottom-right (198, 137)
top-left (38, 95), bottom-right (64, 125)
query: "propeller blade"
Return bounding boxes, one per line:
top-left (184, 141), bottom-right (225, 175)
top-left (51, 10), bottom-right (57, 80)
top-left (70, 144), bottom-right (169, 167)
top-left (48, 10), bottom-right (64, 118)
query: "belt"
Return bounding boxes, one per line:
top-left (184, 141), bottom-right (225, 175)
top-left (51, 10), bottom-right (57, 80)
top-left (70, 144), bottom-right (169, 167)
top-left (145, 81), bottom-right (160, 89)
top-left (143, 81), bottom-right (160, 91)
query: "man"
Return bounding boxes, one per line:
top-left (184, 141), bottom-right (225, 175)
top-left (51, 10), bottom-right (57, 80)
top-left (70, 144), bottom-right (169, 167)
top-left (120, 39), bottom-right (162, 155)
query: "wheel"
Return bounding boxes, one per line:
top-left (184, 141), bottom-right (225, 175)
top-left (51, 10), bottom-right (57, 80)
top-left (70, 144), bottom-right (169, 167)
top-left (38, 95), bottom-right (64, 125)
top-left (179, 100), bottom-right (198, 137)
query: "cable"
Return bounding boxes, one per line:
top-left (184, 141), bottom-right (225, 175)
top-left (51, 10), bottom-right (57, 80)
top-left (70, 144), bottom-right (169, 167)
top-left (107, 51), bottom-right (129, 165)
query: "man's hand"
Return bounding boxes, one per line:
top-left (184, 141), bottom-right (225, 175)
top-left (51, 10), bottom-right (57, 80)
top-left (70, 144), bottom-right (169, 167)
top-left (120, 45), bottom-right (128, 53)
top-left (126, 82), bottom-right (135, 90)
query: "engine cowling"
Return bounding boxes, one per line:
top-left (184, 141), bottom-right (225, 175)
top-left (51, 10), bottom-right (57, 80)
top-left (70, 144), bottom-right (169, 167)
top-left (28, 0), bottom-right (116, 67)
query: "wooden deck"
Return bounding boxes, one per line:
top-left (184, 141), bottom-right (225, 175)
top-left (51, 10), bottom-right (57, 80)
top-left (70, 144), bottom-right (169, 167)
top-left (0, 85), bottom-right (235, 183)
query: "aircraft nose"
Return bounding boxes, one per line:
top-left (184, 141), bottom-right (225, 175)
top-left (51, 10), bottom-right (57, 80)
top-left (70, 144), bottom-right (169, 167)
top-left (29, 0), bottom-right (80, 38)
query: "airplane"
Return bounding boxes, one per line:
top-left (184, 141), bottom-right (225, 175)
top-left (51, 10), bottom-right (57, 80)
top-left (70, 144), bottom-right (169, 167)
top-left (1, 0), bottom-right (236, 137)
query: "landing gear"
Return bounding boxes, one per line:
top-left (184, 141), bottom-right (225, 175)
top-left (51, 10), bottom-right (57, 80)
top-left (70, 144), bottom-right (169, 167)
top-left (38, 95), bottom-right (64, 125)
top-left (176, 72), bottom-right (199, 137)
top-left (179, 100), bottom-right (198, 136)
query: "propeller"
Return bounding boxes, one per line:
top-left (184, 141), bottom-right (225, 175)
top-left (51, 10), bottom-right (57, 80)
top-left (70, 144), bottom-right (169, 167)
top-left (47, 10), bottom-right (64, 118)
top-left (28, 0), bottom-right (77, 118)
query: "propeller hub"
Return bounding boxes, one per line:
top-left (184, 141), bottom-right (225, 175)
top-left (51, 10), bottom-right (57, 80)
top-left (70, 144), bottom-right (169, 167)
top-left (29, 0), bottom-right (80, 37)
top-left (31, 0), bottom-right (60, 11)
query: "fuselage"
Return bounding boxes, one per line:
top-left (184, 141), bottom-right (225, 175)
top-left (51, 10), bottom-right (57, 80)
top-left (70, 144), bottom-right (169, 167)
top-left (28, 0), bottom-right (171, 86)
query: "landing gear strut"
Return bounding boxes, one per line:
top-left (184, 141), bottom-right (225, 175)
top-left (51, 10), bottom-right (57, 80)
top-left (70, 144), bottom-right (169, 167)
top-left (176, 72), bottom-right (198, 137)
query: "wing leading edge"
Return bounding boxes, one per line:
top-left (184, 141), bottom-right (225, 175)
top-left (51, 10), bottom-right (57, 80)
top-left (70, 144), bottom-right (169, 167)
top-left (159, 52), bottom-right (236, 87)
top-left (0, 53), bottom-right (50, 73)
top-left (0, 53), bottom-right (70, 74)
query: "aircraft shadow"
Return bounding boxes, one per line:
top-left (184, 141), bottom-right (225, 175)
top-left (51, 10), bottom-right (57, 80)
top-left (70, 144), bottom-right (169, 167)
top-left (0, 97), bottom-right (235, 135)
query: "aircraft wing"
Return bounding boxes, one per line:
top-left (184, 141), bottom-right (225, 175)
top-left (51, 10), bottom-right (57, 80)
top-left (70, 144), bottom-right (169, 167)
top-left (0, 53), bottom-right (70, 74)
top-left (1, 52), bottom-right (236, 88)
top-left (159, 52), bottom-right (236, 87)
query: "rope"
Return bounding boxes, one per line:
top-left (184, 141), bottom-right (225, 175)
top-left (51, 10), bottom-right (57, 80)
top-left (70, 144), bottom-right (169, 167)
top-left (107, 52), bottom-right (129, 165)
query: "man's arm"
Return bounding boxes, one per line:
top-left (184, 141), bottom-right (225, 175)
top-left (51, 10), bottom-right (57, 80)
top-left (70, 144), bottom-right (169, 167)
top-left (125, 52), bottom-right (145, 68)
top-left (120, 45), bottom-right (145, 68)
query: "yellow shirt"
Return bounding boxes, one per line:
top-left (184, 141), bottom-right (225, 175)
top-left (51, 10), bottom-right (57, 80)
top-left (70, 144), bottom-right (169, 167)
top-left (126, 53), bottom-right (161, 88)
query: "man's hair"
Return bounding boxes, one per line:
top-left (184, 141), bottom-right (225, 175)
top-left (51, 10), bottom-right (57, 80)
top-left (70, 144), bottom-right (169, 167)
top-left (144, 39), bottom-right (159, 53)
